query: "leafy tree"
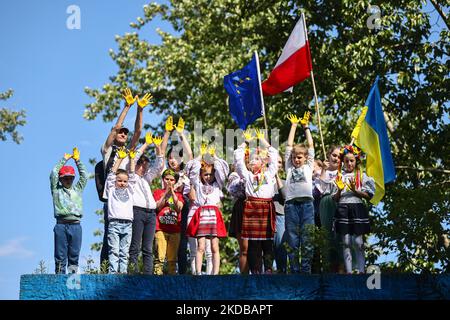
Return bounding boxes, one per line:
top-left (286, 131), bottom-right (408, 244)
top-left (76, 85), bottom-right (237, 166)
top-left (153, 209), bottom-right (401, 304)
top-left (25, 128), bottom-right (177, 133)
top-left (84, 0), bottom-right (449, 273)
top-left (0, 89), bottom-right (26, 144)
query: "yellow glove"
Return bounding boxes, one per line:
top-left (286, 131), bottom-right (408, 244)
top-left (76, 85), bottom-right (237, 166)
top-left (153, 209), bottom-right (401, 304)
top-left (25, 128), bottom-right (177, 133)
top-left (243, 129), bottom-right (254, 141)
top-left (300, 111), bottom-right (311, 126)
top-left (200, 143), bottom-right (208, 156)
top-left (208, 145), bottom-right (216, 157)
top-left (145, 132), bottom-right (153, 145)
top-left (137, 93), bottom-right (153, 108)
top-left (334, 175), bottom-right (345, 191)
top-left (129, 149), bottom-right (137, 159)
top-left (176, 117), bottom-right (185, 133)
top-left (165, 116), bottom-right (174, 132)
top-left (122, 88), bottom-right (137, 106)
top-left (117, 147), bottom-right (128, 159)
top-left (72, 147), bottom-right (80, 161)
top-left (153, 136), bottom-right (163, 146)
top-left (255, 128), bottom-right (265, 140)
top-left (64, 153), bottom-right (72, 160)
top-left (287, 113), bottom-right (300, 124)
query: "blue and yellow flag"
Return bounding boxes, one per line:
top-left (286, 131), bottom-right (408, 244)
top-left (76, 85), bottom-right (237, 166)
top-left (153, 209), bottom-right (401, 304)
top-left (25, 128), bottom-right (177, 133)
top-left (223, 53), bottom-right (263, 130)
top-left (354, 77), bottom-right (396, 204)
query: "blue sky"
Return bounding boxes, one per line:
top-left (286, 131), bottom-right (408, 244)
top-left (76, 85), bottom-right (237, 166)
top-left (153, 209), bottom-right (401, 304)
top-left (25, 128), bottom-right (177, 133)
top-left (0, 0), bottom-right (168, 299)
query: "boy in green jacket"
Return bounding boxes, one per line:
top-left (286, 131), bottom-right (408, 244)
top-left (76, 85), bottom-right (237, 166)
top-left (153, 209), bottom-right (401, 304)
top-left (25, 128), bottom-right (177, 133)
top-left (50, 147), bottom-right (87, 274)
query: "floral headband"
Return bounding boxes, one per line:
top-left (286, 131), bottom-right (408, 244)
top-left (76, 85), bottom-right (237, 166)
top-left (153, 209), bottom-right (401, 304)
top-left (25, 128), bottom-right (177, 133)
top-left (340, 145), bottom-right (362, 160)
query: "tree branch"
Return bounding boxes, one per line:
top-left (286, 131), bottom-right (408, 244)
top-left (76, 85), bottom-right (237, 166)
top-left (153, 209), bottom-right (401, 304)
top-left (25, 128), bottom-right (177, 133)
top-left (429, 0), bottom-right (450, 30)
top-left (395, 166), bottom-right (450, 174)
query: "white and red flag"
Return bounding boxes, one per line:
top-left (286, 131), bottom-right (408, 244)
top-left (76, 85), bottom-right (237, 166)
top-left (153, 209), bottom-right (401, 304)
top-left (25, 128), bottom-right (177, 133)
top-left (262, 13), bottom-right (313, 96)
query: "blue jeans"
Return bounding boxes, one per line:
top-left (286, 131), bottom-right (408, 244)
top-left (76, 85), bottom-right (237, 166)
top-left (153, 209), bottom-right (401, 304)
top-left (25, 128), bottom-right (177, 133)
top-left (129, 207), bottom-right (156, 274)
top-left (108, 220), bottom-right (132, 274)
top-left (284, 200), bottom-right (314, 274)
top-left (274, 214), bottom-right (288, 273)
top-left (54, 222), bottom-right (82, 274)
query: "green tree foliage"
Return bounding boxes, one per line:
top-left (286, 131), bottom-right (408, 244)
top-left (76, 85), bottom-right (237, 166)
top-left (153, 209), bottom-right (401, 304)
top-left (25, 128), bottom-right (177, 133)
top-left (84, 1), bottom-right (449, 273)
top-left (0, 89), bottom-right (26, 144)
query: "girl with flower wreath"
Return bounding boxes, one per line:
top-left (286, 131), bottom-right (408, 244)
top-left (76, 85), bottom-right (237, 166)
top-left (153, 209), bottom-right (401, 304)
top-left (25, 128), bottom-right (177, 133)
top-left (185, 144), bottom-right (229, 275)
top-left (332, 145), bottom-right (376, 274)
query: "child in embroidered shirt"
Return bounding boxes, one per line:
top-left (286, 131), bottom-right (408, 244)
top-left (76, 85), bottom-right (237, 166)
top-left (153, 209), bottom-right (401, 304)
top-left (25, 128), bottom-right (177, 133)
top-left (332, 145), bottom-right (375, 274)
top-left (186, 144), bottom-right (229, 275)
top-left (104, 147), bottom-right (137, 274)
top-left (234, 129), bottom-right (279, 274)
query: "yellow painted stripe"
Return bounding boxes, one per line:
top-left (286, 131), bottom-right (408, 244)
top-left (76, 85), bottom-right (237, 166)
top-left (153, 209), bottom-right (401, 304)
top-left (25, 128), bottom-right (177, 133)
top-left (356, 122), bottom-right (385, 204)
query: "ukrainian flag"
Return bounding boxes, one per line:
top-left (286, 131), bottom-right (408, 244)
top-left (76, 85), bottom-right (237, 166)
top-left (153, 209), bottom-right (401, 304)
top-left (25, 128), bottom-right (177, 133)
top-left (353, 77), bottom-right (396, 204)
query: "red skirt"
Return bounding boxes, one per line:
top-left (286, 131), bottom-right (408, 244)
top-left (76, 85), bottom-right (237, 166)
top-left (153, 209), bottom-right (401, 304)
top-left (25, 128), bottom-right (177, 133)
top-left (241, 197), bottom-right (276, 240)
top-left (186, 205), bottom-right (227, 238)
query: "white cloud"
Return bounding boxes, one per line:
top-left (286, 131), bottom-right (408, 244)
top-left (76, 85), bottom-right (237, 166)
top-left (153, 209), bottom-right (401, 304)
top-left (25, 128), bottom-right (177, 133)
top-left (0, 238), bottom-right (34, 259)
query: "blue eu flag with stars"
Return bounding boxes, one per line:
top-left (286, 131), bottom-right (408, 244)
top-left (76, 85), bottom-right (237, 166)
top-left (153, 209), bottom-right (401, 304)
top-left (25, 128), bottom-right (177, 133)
top-left (224, 53), bottom-right (263, 130)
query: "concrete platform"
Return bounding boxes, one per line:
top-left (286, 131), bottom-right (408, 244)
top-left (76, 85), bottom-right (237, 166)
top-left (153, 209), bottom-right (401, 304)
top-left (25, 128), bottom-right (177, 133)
top-left (20, 274), bottom-right (450, 300)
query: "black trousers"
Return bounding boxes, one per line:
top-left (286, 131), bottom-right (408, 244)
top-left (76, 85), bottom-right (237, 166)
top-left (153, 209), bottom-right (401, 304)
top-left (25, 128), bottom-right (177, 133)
top-left (128, 207), bottom-right (156, 274)
top-left (100, 203), bottom-right (109, 267)
top-left (248, 240), bottom-right (274, 274)
top-left (177, 196), bottom-right (190, 274)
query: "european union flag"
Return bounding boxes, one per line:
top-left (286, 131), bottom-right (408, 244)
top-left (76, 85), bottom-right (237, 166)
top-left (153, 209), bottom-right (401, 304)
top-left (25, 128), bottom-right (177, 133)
top-left (224, 53), bottom-right (263, 130)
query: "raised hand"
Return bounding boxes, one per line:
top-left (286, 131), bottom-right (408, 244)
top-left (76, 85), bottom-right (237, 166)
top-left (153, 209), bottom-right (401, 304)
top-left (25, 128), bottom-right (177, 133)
top-left (117, 147), bottom-right (128, 159)
top-left (287, 113), bottom-right (300, 124)
top-left (145, 132), bottom-right (153, 145)
top-left (176, 117), bottom-right (185, 133)
top-left (255, 128), bottom-right (265, 140)
top-left (165, 116), bottom-right (174, 132)
top-left (129, 149), bottom-right (137, 159)
top-left (300, 111), bottom-right (311, 126)
top-left (122, 88), bottom-right (137, 106)
top-left (346, 177), bottom-right (356, 192)
top-left (137, 93), bottom-right (153, 108)
top-left (64, 153), bottom-right (72, 160)
top-left (243, 129), bottom-right (254, 142)
top-left (334, 174), bottom-right (345, 191)
top-left (72, 147), bottom-right (80, 161)
top-left (153, 136), bottom-right (163, 146)
top-left (208, 145), bottom-right (216, 157)
top-left (200, 143), bottom-right (208, 156)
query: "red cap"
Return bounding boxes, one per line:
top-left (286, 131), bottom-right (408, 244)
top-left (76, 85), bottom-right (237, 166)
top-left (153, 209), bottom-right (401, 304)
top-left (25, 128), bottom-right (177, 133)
top-left (59, 166), bottom-right (75, 177)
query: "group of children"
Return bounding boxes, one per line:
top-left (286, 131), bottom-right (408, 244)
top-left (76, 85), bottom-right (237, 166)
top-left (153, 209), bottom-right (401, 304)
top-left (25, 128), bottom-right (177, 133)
top-left (50, 89), bottom-right (375, 275)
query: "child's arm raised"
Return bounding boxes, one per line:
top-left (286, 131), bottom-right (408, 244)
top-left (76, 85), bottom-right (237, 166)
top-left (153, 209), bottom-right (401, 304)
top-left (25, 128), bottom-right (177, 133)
top-left (300, 111), bottom-right (313, 150)
top-left (72, 147), bottom-right (88, 191)
top-left (209, 146), bottom-right (229, 189)
top-left (256, 128), bottom-right (279, 178)
top-left (175, 117), bottom-right (194, 161)
top-left (286, 114), bottom-right (301, 148)
top-left (161, 116), bottom-right (174, 157)
top-left (234, 129), bottom-right (253, 179)
top-left (112, 147), bottom-right (128, 173)
top-left (144, 135), bottom-right (165, 183)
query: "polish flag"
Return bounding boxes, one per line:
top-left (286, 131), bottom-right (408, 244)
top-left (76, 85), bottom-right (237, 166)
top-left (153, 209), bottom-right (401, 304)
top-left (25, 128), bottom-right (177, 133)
top-left (262, 14), bottom-right (313, 96)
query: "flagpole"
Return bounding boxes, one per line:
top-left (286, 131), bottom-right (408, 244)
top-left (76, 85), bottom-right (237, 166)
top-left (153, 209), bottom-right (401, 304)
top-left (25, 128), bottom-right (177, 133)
top-left (254, 51), bottom-right (269, 132)
top-left (302, 13), bottom-right (327, 159)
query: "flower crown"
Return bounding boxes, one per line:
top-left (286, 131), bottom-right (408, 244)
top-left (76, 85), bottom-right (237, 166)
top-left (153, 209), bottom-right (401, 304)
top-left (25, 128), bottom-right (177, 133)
top-left (340, 145), bottom-right (362, 160)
